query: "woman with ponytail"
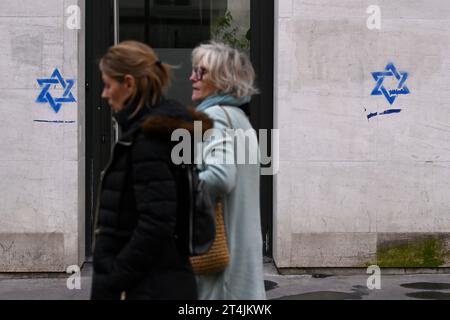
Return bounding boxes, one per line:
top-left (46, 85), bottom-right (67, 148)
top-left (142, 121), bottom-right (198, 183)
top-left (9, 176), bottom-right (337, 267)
top-left (90, 41), bottom-right (211, 300)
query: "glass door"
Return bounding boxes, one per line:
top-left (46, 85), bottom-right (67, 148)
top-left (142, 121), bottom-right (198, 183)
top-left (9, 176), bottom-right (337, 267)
top-left (86, 0), bottom-right (274, 258)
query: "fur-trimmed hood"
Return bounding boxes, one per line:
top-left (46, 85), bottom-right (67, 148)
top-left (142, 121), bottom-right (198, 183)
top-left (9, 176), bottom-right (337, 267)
top-left (116, 98), bottom-right (213, 142)
top-left (142, 105), bottom-right (213, 137)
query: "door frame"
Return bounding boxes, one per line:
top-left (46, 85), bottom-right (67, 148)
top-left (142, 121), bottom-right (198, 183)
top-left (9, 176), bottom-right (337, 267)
top-left (85, 0), bottom-right (114, 257)
top-left (250, 0), bottom-right (274, 257)
top-left (85, 0), bottom-right (274, 258)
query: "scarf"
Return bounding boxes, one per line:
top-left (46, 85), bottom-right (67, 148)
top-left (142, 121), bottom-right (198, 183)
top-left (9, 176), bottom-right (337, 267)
top-left (196, 95), bottom-right (251, 112)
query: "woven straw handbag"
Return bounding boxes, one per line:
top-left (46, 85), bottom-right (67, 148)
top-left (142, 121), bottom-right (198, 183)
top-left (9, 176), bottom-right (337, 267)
top-left (189, 201), bottom-right (230, 275)
top-left (189, 106), bottom-right (234, 275)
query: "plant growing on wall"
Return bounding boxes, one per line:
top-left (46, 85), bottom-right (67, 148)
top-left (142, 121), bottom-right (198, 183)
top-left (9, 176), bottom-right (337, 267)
top-left (211, 10), bottom-right (250, 50)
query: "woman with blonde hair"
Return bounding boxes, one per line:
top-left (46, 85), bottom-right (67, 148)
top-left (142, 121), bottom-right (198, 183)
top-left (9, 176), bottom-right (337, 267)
top-left (91, 41), bottom-right (212, 300)
top-left (189, 42), bottom-right (266, 300)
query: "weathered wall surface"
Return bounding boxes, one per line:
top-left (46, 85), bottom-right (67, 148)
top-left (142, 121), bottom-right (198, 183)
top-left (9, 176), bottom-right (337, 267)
top-left (0, 0), bottom-right (84, 271)
top-left (274, 0), bottom-right (450, 268)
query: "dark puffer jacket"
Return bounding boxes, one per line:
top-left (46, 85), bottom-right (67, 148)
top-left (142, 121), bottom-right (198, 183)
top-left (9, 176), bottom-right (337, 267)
top-left (91, 97), bottom-right (213, 300)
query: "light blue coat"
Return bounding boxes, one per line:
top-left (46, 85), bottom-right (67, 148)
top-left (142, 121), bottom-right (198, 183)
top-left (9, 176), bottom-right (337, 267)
top-left (196, 104), bottom-right (266, 300)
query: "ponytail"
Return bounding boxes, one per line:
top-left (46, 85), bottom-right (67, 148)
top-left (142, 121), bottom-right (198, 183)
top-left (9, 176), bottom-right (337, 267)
top-left (99, 41), bottom-right (173, 118)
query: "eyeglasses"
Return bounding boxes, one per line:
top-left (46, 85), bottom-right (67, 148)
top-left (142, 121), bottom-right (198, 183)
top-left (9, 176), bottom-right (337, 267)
top-left (193, 67), bottom-right (207, 81)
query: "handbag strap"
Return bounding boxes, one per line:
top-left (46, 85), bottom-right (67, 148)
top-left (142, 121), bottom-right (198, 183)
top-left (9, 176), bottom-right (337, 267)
top-left (218, 106), bottom-right (234, 129)
top-left (216, 106), bottom-right (234, 206)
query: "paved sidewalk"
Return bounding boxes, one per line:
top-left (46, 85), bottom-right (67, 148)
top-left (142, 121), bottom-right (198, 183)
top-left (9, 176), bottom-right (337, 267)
top-left (0, 262), bottom-right (449, 300)
top-left (0, 264), bottom-right (93, 300)
top-left (263, 262), bottom-right (450, 300)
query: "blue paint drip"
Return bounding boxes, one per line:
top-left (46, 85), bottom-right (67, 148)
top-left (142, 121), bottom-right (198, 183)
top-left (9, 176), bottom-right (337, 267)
top-left (380, 109), bottom-right (402, 115)
top-left (34, 120), bottom-right (76, 124)
top-left (367, 112), bottom-right (378, 120)
top-left (367, 108), bottom-right (402, 120)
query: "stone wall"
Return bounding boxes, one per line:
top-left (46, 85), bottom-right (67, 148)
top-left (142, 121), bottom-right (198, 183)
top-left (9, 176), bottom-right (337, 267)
top-left (274, 0), bottom-right (450, 268)
top-left (0, 0), bottom-right (84, 271)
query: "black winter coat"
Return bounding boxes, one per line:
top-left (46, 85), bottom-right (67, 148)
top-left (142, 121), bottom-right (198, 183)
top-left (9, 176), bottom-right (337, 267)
top-left (90, 97), bottom-right (213, 300)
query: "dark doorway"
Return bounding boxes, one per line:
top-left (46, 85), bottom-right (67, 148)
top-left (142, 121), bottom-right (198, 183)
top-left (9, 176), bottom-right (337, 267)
top-left (85, 0), bottom-right (274, 257)
top-left (85, 0), bottom-right (115, 258)
top-left (250, 0), bottom-right (274, 257)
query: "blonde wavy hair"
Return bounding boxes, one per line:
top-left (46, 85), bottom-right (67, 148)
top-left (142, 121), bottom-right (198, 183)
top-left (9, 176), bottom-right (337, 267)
top-left (191, 42), bottom-right (258, 98)
top-left (99, 41), bottom-right (172, 118)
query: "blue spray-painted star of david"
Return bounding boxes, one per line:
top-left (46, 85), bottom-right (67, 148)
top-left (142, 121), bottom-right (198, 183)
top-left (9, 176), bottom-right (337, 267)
top-left (371, 63), bottom-right (410, 105)
top-left (36, 68), bottom-right (76, 113)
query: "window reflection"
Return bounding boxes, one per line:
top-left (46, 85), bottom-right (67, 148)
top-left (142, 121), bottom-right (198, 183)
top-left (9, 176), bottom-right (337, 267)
top-left (118, 0), bottom-right (250, 105)
top-left (119, 0), bottom-right (250, 49)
